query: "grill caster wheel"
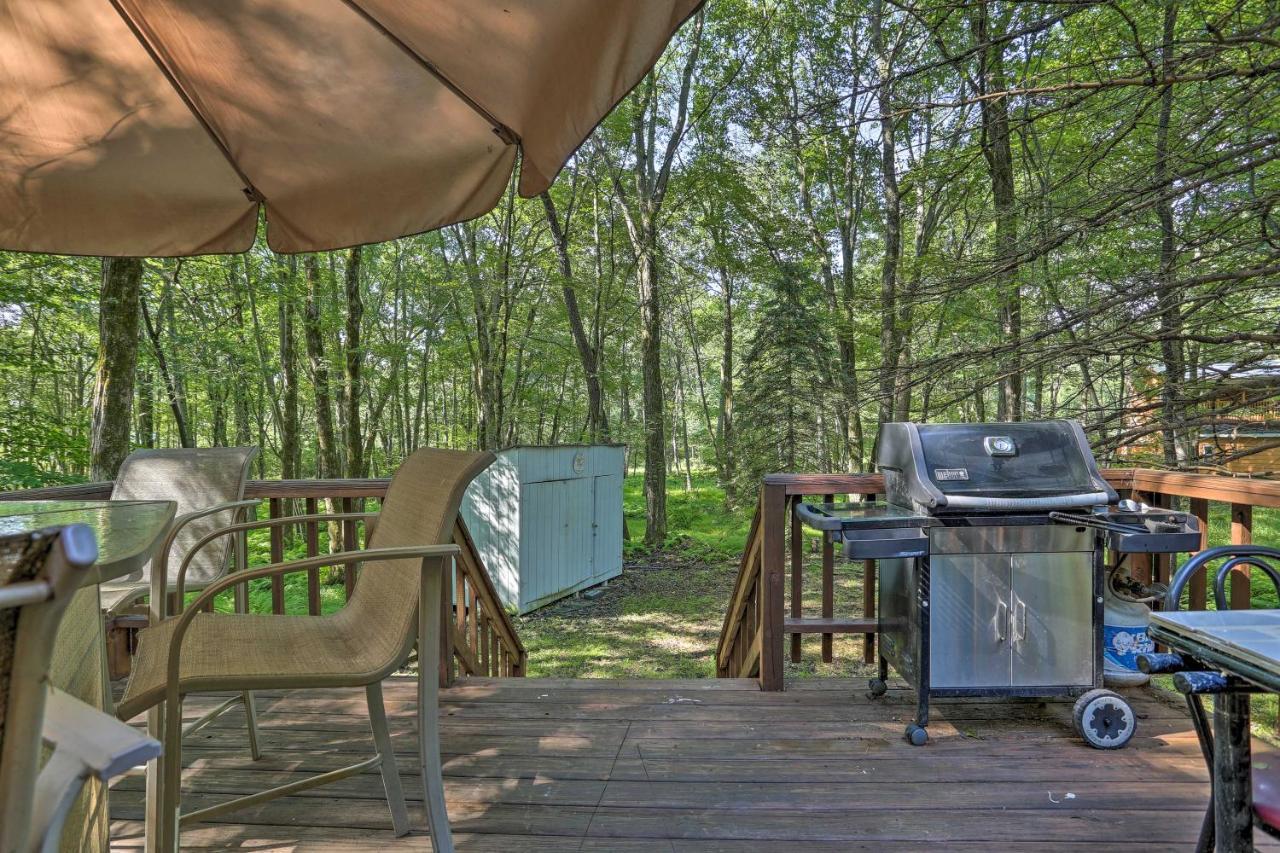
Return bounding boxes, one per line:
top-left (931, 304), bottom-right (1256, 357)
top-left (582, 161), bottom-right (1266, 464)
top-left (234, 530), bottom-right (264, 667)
top-left (905, 724), bottom-right (928, 746)
top-left (868, 678), bottom-right (887, 698)
top-left (1073, 689), bottom-right (1136, 750)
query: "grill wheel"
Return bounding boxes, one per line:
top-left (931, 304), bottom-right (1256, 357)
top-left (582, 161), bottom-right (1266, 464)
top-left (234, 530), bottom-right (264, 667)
top-left (1073, 688), bottom-right (1137, 749)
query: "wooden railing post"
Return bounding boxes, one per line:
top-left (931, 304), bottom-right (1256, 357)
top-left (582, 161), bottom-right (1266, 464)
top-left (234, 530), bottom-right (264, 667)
top-left (789, 497), bottom-right (802, 664)
top-left (269, 497), bottom-right (285, 614)
top-left (1188, 497), bottom-right (1210, 611)
top-left (1231, 503), bottom-right (1253, 609)
top-left (821, 493), bottom-right (834, 664)
top-left (862, 491), bottom-right (877, 664)
top-left (760, 483), bottom-right (787, 691)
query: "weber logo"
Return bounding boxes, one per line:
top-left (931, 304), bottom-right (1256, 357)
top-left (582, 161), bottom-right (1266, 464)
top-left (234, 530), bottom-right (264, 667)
top-left (934, 468), bottom-right (969, 481)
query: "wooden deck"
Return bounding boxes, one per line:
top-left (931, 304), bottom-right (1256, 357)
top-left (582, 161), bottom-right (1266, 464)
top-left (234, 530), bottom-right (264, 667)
top-left (108, 676), bottom-right (1263, 851)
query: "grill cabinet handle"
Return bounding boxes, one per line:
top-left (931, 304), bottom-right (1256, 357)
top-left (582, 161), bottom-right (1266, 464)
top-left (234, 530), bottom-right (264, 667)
top-left (993, 598), bottom-right (1008, 642)
top-left (1011, 596), bottom-right (1027, 646)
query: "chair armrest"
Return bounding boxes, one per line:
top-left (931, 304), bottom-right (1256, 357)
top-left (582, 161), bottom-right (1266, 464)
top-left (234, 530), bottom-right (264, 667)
top-left (170, 510), bottom-right (379, 611)
top-left (152, 499), bottom-right (260, 620)
top-left (165, 544), bottom-right (461, 693)
top-left (32, 689), bottom-right (161, 851)
top-left (42, 688), bottom-right (161, 779)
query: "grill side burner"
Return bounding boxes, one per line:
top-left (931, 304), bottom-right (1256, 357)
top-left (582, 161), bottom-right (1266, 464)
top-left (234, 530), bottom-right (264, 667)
top-left (796, 419), bottom-right (1200, 749)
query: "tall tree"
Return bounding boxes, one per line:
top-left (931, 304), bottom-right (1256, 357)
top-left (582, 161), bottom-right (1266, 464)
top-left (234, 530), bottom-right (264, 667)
top-left (602, 11), bottom-right (703, 546)
top-left (343, 247), bottom-right (365, 477)
top-left (541, 189), bottom-right (610, 442)
top-left (90, 257), bottom-right (143, 480)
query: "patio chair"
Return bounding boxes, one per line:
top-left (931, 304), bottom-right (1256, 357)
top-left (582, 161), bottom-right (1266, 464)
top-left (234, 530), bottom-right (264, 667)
top-left (102, 447), bottom-right (260, 617)
top-left (1159, 545), bottom-right (1280, 851)
top-left (101, 447), bottom-right (262, 760)
top-left (115, 447), bottom-right (494, 853)
top-left (0, 525), bottom-right (160, 853)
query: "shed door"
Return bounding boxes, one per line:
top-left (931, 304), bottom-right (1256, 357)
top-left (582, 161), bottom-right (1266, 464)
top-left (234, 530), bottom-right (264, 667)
top-left (520, 478), bottom-right (593, 607)
top-left (592, 473), bottom-right (623, 581)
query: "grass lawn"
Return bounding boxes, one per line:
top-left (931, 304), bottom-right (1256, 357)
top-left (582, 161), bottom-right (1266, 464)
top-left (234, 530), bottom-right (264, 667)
top-left (515, 472), bottom-right (875, 680)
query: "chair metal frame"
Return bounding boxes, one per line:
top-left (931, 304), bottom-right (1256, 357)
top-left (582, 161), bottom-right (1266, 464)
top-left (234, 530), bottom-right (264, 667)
top-left (0, 525), bottom-right (160, 853)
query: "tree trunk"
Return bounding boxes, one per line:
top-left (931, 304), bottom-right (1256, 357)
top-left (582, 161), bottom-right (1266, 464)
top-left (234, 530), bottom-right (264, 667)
top-left (140, 289), bottom-right (192, 448)
top-left (90, 257), bottom-right (143, 480)
top-left (1155, 2), bottom-right (1184, 466)
top-left (638, 238), bottom-right (667, 546)
top-left (873, 0), bottom-right (902, 432)
top-left (718, 264), bottom-right (736, 504)
top-left (278, 261), bottom-right (300, 480)
top-left (304, 254), bottom-right (342, 479)
top-left (343, 247), bottom-right (365, 477)
top-left (541, 191), bottom-right (609, 443)
top-left (137, 369), bottom-right (154, 449)
top-left (972, 2), bottom-right (1022, 421)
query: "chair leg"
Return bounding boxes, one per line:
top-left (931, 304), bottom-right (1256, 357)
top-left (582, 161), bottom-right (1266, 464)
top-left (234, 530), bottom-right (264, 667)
top-left (242, 691), bottom-right (262, 760)
top-left (159, 694), bottom-right (184, 853)
top-left (418, 556), bottom-right (454, 853)
top-left (367, 681), bottom-right (411, 837)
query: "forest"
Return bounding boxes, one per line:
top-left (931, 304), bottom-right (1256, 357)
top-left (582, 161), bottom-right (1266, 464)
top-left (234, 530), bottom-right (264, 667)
top-left (1, 0), bottom-right (1278, 547)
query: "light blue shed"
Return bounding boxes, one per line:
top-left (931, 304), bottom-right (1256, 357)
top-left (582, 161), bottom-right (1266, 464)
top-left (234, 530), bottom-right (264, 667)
top-left (460, 445), bottom-right (624, 613)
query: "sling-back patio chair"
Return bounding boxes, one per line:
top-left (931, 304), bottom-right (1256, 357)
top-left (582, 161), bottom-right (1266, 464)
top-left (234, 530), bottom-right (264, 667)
top-left (101, 447), bottom-right (260, 618)
top-left (101, 447), bottom-right (262, 761)
top-left (115, 447), bottom-right (494, 853)
top-left (0, 525), bottom-right (160, 853)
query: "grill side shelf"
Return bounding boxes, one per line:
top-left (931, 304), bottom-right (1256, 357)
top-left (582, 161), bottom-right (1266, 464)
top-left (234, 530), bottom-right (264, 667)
top-left (793, 502), bottom-right (934, 560)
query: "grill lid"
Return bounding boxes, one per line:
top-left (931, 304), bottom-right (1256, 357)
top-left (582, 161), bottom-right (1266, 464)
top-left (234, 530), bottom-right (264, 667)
top-left (876, 420), bottom-right (1118, 513)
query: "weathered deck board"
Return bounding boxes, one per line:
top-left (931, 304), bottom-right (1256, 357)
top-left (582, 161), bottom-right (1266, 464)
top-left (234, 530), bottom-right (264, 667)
top-left (108, 676), bottom-right (1271, 851)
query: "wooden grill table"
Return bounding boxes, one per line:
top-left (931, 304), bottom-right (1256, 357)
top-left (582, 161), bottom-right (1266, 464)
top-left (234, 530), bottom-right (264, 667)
top-left (1149, 609), bottom-right (1280, 852)
top-left (0, 499), bottom-right (176, 852)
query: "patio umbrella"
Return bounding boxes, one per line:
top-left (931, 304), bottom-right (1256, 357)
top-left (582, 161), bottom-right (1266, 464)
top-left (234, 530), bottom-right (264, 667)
top-left (0, 0), bottom-right (702, 256)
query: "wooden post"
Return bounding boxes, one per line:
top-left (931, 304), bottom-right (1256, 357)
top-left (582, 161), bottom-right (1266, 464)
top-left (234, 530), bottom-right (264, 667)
top-left (1230, 503), bottom-right (1252, 609)
top-left (821, 493), bottom-right (834, 663)
top-left (342, 496), bottom-right (359, 599)
top-left (269, 497), bottom-right (285, 614)
top-left (789, 498), bottom-right (802, 663)
top-left (1129, 490), bottom-right (1152, 586)
top-left (1188, 497), bottom-right (1209, 611)
top-left (863, 492), bottom-right (877, 663)
top-left (305, 496), bottom-right (321, 616)
top-left (760, 484), bottom-right (787, 691)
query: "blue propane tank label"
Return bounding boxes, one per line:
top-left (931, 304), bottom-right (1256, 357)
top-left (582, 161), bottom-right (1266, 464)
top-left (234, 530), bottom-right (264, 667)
top-left (1104, 624), bottom-right (1155, 671)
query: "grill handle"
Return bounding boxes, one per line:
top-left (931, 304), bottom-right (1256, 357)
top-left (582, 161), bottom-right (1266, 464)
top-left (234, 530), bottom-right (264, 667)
top-left (993, 598), bottom-right (1008, 642)
top-left (1047, 511), bottom-right (1149, 535)
top-left (940, 492), bottom-right (1113, 511)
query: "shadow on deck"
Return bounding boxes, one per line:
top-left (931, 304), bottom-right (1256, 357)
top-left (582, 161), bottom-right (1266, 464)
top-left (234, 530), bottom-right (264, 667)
top-left (109, 676), bottom-right (1243, 851)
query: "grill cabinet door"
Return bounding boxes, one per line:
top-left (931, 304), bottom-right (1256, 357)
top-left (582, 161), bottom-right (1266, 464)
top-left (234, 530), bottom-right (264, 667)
top-left (929, 554), bottom-right (1012, 688)
top-left (1010, 550), bottom-right (1094, 687)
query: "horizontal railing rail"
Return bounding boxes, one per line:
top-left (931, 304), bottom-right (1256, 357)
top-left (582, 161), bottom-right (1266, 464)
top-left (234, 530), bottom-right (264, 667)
top-left (719, 468), bottom-right (1280, 690)
top-left (0, 477), bottom-right (526, 685)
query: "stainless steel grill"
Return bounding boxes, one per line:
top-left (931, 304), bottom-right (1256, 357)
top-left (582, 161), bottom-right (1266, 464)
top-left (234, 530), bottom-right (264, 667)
top-left (796, 419), bottom-right (1200, 748)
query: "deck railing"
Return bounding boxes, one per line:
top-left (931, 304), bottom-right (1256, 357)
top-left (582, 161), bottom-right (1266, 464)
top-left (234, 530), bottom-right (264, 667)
top-left (718, 468), bottom-right (1280, 690)
top-left (0, 478), bottom-right (526, 686)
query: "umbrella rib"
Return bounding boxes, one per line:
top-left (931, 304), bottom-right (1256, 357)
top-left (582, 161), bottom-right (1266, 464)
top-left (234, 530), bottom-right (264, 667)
top-left (338, 0), bottom-right (520, 147)
top-left (106, 0), bottom-right (265, 204)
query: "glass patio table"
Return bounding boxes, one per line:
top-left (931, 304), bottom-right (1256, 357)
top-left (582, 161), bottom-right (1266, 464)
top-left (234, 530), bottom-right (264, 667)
top-left (0, 499), bottom-right (176, 852)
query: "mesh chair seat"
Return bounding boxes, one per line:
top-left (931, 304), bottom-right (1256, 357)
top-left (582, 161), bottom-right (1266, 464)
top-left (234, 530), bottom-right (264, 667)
top-left (117, 607), bottom-right (402, 721)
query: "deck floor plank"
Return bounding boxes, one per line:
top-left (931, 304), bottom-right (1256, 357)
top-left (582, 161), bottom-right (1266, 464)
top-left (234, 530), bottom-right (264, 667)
top-left (109, 676), bottom-right (1272, 851)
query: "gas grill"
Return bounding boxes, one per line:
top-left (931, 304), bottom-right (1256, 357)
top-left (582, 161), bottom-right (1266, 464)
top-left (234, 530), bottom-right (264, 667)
top-left (795, 420), bottom-right (1200, 748)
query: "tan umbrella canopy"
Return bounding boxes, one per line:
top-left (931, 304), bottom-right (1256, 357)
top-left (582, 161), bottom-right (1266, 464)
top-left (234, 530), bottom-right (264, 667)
top-left (0, 0), bottom-right (702, 256)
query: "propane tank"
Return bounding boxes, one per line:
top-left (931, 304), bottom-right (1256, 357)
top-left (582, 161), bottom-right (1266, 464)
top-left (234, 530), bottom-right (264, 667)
top-left (1103, 568), bottom-right (1160, 687)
